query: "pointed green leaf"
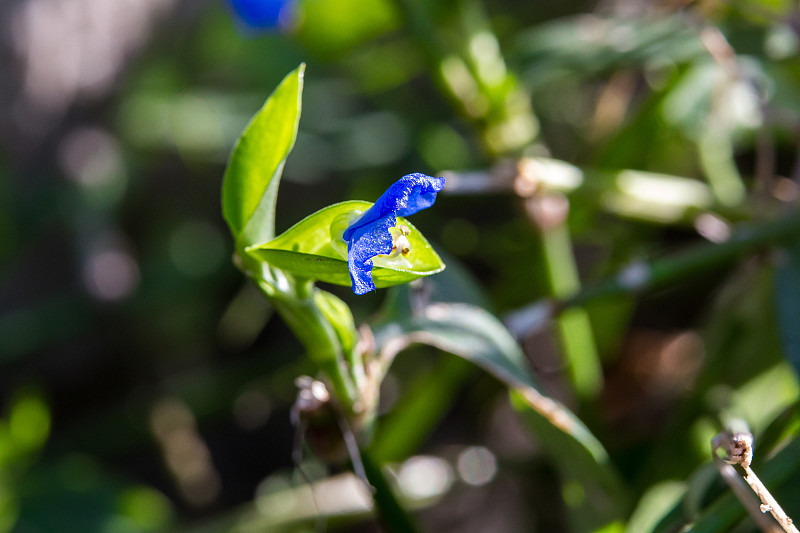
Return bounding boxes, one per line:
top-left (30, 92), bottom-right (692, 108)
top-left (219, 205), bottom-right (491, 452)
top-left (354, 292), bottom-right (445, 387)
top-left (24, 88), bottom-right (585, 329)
top-left (368, 269), bottom-right (493, 462)
top-left (372, 302), bottom-right (611, 466)
top-left (246, 201), bottom-right (445, 288)
top-left (372, 301), bottom-right (624, 525)
top-left (390, 303), bottom-right (538, 389)
top-left (222, 64), bottom-right (305, 249)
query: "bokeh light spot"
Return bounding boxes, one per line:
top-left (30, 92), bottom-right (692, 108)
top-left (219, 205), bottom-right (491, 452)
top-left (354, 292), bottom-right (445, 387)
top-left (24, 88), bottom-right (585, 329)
top-left (396, 455), bottom-right (453, 501)
top-left (456, 446), bottom-right (497, 486)
top-left (118, 487), bottom-right (173, 530)
top-left (8, 394), bottom-right (50, 452)
top-left (83, 246), bottom-right (140, 301)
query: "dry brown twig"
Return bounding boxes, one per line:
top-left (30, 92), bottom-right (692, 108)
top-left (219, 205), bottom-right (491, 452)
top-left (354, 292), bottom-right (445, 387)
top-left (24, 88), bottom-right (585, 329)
top-left (712, 431), bottom-right (800, 533)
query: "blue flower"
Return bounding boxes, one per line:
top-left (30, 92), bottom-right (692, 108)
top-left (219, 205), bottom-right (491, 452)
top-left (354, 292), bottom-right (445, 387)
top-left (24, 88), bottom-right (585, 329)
top-left (227, 0), bottom-right (293, 31)
top-left (343, 173), bottom-right (446, 295)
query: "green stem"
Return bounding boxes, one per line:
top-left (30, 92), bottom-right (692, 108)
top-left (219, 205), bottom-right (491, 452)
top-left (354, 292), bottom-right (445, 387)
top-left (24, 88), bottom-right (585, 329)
top-left (313, 289), bottom-right (364, 391)
top-left (361, 451), bottom-right (422, 533)
top-left (244, 264), bottom-right (363, 427)
top-left (508, 211), bottom-right (800, 342)
top-left (539, 223), bottom-right (603, 398)
top-left (563, 211), bottom-right (800, 310)
top-left (446, 160), bottom-right (751, 226)
top-left (698, 128), bottom-right (747, 207)
top-left (266, 285), bottom-right (359, 410)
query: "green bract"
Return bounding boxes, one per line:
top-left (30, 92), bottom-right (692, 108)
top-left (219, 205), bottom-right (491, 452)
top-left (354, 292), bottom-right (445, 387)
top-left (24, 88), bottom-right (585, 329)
top-left (246, 200), bottom-right (445, 288)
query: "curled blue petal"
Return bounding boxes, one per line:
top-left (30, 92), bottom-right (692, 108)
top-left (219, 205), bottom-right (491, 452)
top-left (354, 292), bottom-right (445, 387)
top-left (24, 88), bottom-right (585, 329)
top-left (227, 0), bottom-right (292, 31)
top-left (343, 173), bottom-right (445, 295)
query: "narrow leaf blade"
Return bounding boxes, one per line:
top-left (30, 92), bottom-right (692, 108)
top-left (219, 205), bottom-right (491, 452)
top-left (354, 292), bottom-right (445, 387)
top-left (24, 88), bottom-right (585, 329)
top-left (374, 302), bottom-right (610, 465)
top-left (398, 303), bottom-right (537, 389)
top-left (373, 296), bottom-right (623, 526)
top-left (222, 64), bottom-right (305, 248)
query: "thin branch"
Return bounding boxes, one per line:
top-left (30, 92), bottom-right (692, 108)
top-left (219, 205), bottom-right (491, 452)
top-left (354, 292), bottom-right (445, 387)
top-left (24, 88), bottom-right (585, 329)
top-left (713, 457), bottom-right (780, 532)
top-left (742, 464), bottom-right (800, 533)
top-left (713, 432), bottom-right (800, 533)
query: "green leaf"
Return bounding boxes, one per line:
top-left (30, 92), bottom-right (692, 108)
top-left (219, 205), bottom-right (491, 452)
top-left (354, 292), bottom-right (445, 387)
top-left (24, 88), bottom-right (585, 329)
top-left (221, 64), bottom-right (305, 250)
top-left (246, 200), bottom-right (445, 288)
top-left (368, 267), bottom-right (493, 462)
top-left (510, 387), bottom-right (626, 528)
top-left (373, 302), bottom-right (611, 465)
top-left (387, 303), bottom-right (537, 388)
top-left (370, 355), bottom-right (473, 462)
top-left (372, 301), bottom-right (623, 526)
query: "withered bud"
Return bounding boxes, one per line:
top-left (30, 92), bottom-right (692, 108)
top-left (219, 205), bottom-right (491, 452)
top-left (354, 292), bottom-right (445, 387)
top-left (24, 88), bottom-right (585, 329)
top-left (713, 431), bottom-right (754, 468)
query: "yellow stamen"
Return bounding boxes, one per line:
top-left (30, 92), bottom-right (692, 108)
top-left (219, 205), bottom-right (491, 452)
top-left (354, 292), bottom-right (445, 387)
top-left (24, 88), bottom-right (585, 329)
top-left (386, 225), bottom-right (412, 258)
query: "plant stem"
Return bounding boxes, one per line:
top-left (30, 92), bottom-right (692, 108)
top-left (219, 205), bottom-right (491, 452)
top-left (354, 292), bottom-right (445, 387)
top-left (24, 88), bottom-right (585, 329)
top-left (711, 432), bottom-right (800, 533)
top-left (539, 220), bottom-right (603, 398)
top-left (571, 211), bottom-right (800, 307)
top-left (361, 451), bottom-right (422, 533)
top-left (507, 211), bottom-right (800, 339)
top-left (742, 465), bottom-right (799, 533)
top-left (266, 285), bottom-right (359, 410)
top-left (698, 128), bottom-right (747, 207)
top-left (713, 457), bottom-right (776, 532)
top-left (688, 436), bottom-right (800, 532)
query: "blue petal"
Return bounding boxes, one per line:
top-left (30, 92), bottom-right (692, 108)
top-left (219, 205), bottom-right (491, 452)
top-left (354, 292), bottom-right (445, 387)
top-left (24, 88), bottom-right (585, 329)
top-left (344, 173), bottom-right (445, 295)
top-left (347, 216), bottom-right (395, 295)
top-left (343, 174), bottom-right (445, 241)
top-left (227, 0), bottom-right (290, 30)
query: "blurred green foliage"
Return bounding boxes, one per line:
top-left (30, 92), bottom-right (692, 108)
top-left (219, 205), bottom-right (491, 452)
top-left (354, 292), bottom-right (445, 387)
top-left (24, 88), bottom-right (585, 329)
top-left (3, 0), bottom-right (800, 531)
